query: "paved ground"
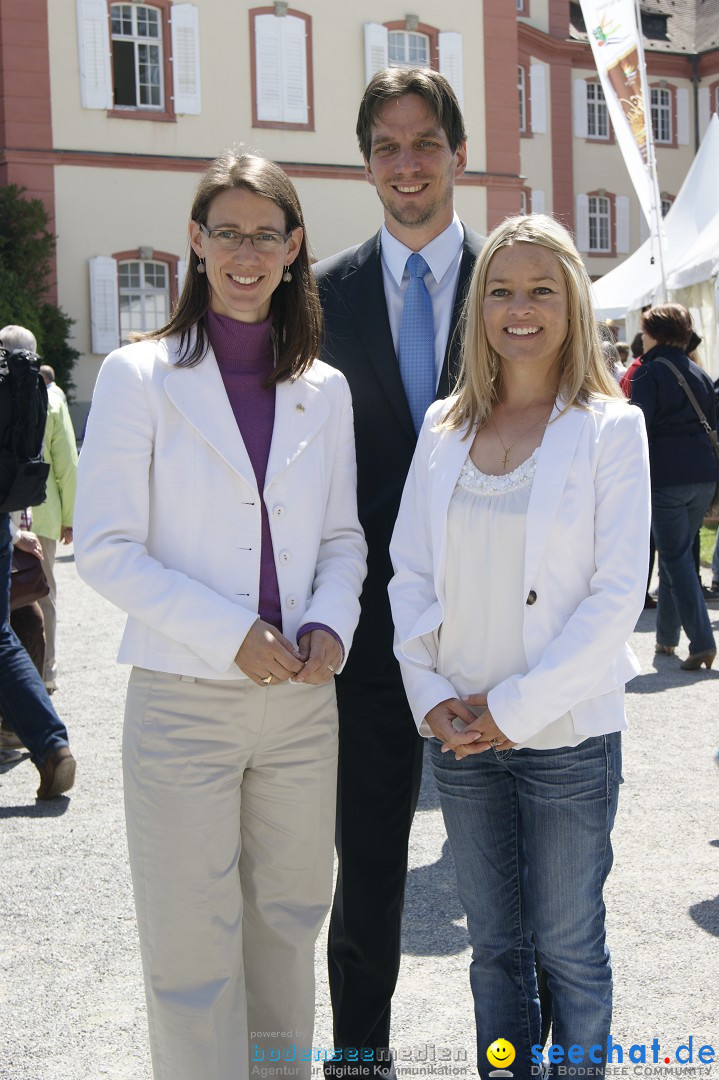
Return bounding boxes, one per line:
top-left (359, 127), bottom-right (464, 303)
top-left (2, 551), bottom-right (718, 1080)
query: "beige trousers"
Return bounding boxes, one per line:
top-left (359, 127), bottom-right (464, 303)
top-left (38, 535), bottom-right (56, 686)
top-left (123, 669), bottom-right (338, 1080)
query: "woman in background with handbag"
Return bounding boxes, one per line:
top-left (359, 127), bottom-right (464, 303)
top-left (631, 303), bottom-right (718, 669)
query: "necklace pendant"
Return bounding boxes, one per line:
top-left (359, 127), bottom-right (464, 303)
top-left (502, 447), bottom-right (511, 470)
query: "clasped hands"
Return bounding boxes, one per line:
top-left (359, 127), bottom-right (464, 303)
top-left (234, 619), bottom-right (341, 687)
top-left (425, 695), bottom-right (516, 760)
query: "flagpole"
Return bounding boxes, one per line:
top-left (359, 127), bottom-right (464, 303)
top-left (634, 0), bottom-right (667, 299)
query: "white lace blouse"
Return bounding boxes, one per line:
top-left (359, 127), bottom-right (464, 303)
top-left (436, 449), bottom-right (585, 751)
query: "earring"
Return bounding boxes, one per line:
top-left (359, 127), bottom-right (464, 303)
top-left (197, 258), bottom-right (206, 274)
top-left (282, 265), bottom-right (292, 283)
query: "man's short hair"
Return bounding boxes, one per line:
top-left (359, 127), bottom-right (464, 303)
top-left (356, 67), bottom-right (467, 161)
top-left (40, 365), bottom-right (56, 384)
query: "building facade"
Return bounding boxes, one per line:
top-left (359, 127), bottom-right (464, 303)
top-left (1, 0), bottom-right (717, 418)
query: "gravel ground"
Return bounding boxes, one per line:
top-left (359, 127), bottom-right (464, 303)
top-left (1, 551), bottom-right (718, 1080)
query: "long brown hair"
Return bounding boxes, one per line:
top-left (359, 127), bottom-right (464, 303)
top-left (442, 214), bottom-right (623, 434)
top-left (146, 151), bottom-right (322, 383)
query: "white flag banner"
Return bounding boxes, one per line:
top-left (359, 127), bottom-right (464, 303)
top-left (579, 0), bottom-right (657, 225)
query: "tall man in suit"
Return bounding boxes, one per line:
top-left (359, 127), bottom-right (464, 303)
top-left (314, 68), bottom-right (483, 1077)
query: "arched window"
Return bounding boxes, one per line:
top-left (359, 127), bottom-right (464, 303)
top-left (118, 259), bottom-right (171, 342)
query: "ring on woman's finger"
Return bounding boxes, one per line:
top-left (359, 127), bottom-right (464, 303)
top-left (327, 664), bottom-right (335, 672)
top-left (490, 737), bottom-right (501, 747)
top-left (262, 674), bottom-right (273, 685)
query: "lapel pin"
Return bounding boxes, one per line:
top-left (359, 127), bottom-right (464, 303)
top-left (296, 403), bottom-right (305, 413)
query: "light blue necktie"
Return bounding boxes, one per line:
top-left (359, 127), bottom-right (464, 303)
top-left (398, 252), bottom-right (435, 435)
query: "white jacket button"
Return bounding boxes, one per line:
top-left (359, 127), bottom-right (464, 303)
top-left (279, 550), bottom-right (291, 564)
top-left (286, 595), bottom-right (298, 608)
top-left (273, 505), bottom-right (286, 518)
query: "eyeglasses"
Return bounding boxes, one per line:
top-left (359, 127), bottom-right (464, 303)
top-left (198, 223), bottom-right (292, 253)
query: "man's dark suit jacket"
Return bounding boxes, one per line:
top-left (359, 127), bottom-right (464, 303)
top-left (315, 225), bottom-right (484, 681)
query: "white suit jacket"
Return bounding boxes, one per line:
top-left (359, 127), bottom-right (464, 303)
top-left (388, 395), bottom-right (650, 742)
top-left (74, 335), bottom-right (367, 680)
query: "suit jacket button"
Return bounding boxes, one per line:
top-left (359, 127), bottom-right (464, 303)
top-left (526, 590), bottom-right (537, 605)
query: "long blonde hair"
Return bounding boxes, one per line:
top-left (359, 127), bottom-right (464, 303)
top-left (442, 214), bottom-right (623, 433)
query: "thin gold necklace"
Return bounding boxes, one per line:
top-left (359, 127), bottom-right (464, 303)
top-left (490, 408), bottom-right (553, 471)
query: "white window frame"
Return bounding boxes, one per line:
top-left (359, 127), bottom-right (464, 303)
top-left (118, 259), bottom-right (171, 343)
top-left (518, 65), bottom-right (526, 133)
top-left (651, 87), bottom-right (672, 144)
top-left (586, 82), bottom-right (609, 139)
top-left (588, 195), bottom-right (611, 253)
top-left (110, 3), bottom-right (164, 110)
top-left (388, 29), bottom-right (430, 68)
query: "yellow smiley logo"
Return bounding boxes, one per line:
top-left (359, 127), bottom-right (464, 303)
top-left (487, 1039), bottom-right (516, 1069)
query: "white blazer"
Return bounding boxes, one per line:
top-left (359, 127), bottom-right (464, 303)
top-left (388, 395), bottom-right (650, 743)
top-left (74, 335), bottom-right (367, 680)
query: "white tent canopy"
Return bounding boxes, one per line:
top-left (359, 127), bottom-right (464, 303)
top-left (592, 115), bottom-right (719, 320)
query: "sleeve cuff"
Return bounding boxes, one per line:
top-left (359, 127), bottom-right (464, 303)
top-left (296, 622), bottom-right (345, 664)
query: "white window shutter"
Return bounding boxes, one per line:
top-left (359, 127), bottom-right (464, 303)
top-left (439, 32), bottom-right (464, 109)
top-left (698, 86), bottom-right (711, 140)
top-left (364, 23), bottom-right (388, 84)
top-left (176, 259), bottom-right (187, 296)
top-left (76, 0), bottom-right (112, 109)
top-left (573, 79), bottom-right (588, 138)
top-left (530, 63), bottom-right (547, 134)
top-left (615, 196), bottom-right (630, 253)
top-left (280, 15), bottom-right (309, 125)
top-left (255, 14), bottom-right (283, 122)
top-left (531, 189), bottom-right (545, 214)
top-left (171, 4), bottom-right (201, 115)
top-left (676, 87), bottom-right (690, 145)
top-left (575, 195), bottom-right (590, 252)
top-left (89, 257), bottom-right (120, 355)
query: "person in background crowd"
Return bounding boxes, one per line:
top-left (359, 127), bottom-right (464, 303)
top-left (314, 67), bottom-right (484, 1077)
top-left (74, 151), bottom-right (366, 1080)
top-left (3, 336), bottom-right (81, 695)
top-left (0, 329), bottom-right (76, 797)
top-left (389, 213), bottom-right (650, 1079)
top-left (631, 303), bottom-right (718, 670)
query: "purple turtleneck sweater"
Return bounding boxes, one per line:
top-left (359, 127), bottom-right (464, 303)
top-left (207, 309), bottom-right (283, 631)
top-left (206, 309), bottom-right (342, 655)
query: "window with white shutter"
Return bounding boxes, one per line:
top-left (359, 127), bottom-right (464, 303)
top-left (76, 1), bottom-right (200, 121)
top-left (251, 10), bottom-right (313, 130)
top-left (530, 63), bottom-right (547, 134)
top-left (89, 257), bottom-right (120, 354)
top-left (171, 3), bottom-right (201, 114)
top-left (364, 23), bottom-right (389, 84)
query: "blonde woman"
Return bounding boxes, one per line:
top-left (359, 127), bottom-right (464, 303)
top-left (389, 215), bottom-right (650, 1078)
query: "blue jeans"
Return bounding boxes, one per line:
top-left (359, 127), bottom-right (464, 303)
top-left (0, 513), bottom-right (69, 765)
top-left (429, 733), bottom-right (621, 1080)
top-left (651, 482), bottom-right (716, 654)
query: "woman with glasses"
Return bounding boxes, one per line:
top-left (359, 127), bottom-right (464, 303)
top-left (74, 152), bottom-right (366, 1080)
top-left (388, 215), bottom-right (650, 1078)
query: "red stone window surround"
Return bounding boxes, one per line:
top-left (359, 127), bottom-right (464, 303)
top-left (710, 80), bottom-right (719, 117)
top-left (249, 7), bottom-right (314, 131)
top-left (586, 190), bottom-right (616, 257)
top-left (518, 63), bottom-right (528, 135)
top-left (106, 0), bottom-right (176, 123)
top-left (650, 81), bottom-right (678, 148)
top-left (384, 20), bottom-right (440, 69)
top-left (584, 79), bottom-right (615, 144)
top-left (516, 0), bottom-right (530, 14)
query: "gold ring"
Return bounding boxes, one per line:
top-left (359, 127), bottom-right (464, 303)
top-left (491, 737), bottom-right (500, 747)
top-left (262, 674), bottom-right (273, 685)
top-left (327, 664), bottom-right (335, 672)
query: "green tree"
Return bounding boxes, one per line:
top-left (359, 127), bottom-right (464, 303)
top-left (0, 185), bottom-right (78, 397)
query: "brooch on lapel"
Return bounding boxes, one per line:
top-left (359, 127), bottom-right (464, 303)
top-left (296, 403), bottom-right (305, 413)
